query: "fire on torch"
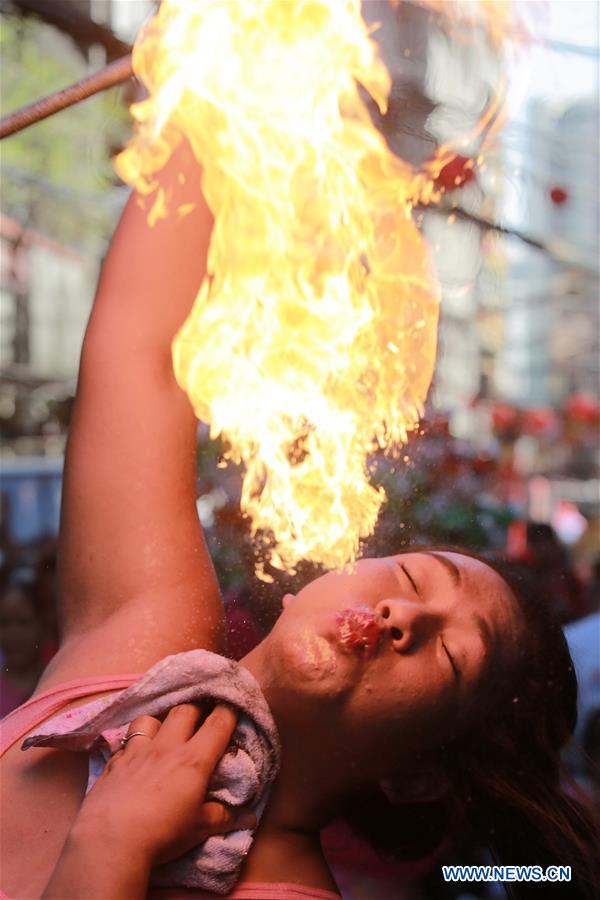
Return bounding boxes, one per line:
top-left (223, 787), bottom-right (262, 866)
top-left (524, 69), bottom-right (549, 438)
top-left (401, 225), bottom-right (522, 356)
top-left (1, 0), bottom-right (516, 579)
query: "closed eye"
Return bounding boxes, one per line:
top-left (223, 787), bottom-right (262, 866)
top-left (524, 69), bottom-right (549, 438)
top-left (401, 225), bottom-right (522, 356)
top-left (442, 639), bottom-right (460, 682)
top-left (400, 564), bottom-right (420, 597)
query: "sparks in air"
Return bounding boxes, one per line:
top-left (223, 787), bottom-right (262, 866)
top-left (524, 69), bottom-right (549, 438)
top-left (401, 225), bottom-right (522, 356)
top-left (116, 0), bottom-right (514, 578)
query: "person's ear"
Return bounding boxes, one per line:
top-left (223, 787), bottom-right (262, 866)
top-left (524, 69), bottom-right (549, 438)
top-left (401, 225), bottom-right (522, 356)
top-left (380, 765), bottom-right (451, 805)
top-left (282, 593), bottom-right (295, 609)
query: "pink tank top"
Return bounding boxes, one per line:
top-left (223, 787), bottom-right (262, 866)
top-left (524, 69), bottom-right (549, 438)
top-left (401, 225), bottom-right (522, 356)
top-left (0, 676), bottom-right (341, 900)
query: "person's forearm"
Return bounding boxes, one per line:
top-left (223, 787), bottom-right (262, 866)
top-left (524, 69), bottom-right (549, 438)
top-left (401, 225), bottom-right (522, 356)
top-left (42, 824), bottom-right (151, 900)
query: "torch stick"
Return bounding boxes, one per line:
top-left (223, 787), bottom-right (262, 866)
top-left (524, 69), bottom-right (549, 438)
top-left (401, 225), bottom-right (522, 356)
top-left (0, 54), bottom-right (134, 140)
top-left (2, 52), bottom-right (579, 268)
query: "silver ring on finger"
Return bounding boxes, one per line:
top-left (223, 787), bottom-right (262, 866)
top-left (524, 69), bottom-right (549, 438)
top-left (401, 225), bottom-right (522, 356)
top-left (120, 730), bottom-right (152, 749)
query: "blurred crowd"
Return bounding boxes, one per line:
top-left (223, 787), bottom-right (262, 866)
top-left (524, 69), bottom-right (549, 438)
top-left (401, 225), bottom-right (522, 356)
top-left (2, 520), bottom-right (598, 714)
top-left (0, 541), bottom-right (58, 717)
top-left (1, 427), bottom-right (598, 900)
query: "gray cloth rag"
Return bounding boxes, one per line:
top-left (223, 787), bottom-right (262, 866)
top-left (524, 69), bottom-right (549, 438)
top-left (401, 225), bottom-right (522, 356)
top-left (22, 649), bottom-right (281, 896)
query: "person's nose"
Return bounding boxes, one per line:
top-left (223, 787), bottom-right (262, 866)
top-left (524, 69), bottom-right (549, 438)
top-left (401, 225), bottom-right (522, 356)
top-left (375, 598), bottom-right (441, 652)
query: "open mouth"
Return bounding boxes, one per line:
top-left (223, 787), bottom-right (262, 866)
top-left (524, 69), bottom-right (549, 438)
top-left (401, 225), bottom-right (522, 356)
top-left (335, 606), bottom-right (381, 657)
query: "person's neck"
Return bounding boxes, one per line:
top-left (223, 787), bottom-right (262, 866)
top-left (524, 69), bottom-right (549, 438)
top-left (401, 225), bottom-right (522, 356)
top-left (239, 646), bottom-right (345, 892)
top-left (239, 756), bottom-right (340, 893)
top-left (240, 820), bottom-right (338, 892)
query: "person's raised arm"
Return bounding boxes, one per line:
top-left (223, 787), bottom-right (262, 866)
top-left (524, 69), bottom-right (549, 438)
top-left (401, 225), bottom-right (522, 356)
top-left (40, 142), bottom-right (225, 688)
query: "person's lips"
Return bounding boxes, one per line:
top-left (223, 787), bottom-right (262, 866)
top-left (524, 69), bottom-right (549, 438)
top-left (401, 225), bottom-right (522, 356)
top-left (335, 606), bottom-right (381, 657)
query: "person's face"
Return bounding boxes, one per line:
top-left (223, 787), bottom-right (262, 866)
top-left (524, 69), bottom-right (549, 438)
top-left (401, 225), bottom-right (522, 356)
top-left (257, 551), bottom-right (523, 776)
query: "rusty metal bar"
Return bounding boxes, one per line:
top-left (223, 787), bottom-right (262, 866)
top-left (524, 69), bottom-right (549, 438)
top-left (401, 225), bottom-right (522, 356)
top-left (0, 54), bottom-right (134, 140)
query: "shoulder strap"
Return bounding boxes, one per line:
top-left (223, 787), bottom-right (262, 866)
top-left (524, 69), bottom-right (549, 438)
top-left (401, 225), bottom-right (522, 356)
top-left (0, 674), bottom-right (138, 756)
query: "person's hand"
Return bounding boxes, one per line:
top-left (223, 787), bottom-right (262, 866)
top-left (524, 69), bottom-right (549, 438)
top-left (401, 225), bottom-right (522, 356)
top-left (73, 704), bottom-right (256, 867)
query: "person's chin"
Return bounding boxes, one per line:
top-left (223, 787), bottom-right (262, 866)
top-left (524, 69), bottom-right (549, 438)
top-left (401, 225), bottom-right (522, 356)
top-left (272, 625), bottom-right (354, 698)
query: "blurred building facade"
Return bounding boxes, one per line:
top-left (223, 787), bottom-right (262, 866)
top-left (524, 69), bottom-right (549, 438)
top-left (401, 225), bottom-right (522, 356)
top-left (503, 97), bottom-right (599, 532)
top-left (0, 0), bottom-right (153, 458)
top-left (0, 1), bottom-right (151, 552)
top-left (497, 97), bottom-right (599, 407)
top-left (83, 0), bottom-right (156, 45)
top-left (420, 23), bottom-right (599, 539)
top-left (423, 13), bottom-right (506, 424)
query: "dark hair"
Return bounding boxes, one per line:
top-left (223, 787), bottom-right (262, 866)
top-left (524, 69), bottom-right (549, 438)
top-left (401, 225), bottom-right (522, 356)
top-left (342, 550), bottom-right (600, 899)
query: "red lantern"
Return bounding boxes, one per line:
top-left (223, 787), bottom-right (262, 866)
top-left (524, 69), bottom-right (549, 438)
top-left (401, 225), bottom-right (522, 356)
top-left (566, 392), bottom-right (600, 424)
top-left (550, 186), bottom-right (568, 205)
top-left (434, 154), bottom-right (476, 192)
top-left (491, 402), bottom-right (519, 434)
top-left (522, 407), bottom-right (558, 436)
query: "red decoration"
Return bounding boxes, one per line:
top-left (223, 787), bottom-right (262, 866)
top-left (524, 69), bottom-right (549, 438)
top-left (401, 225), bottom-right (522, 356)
top-left (491, 403), bottom-right (519, 433)
top-left (566, 392), bottom-right (600, 424)
top-left (471, 455), bottom-right (496, 475)
top-left (434, 154), bottom-right (476, 192)
top-left (522, 407), bottom-right (558, 436)
top-left (506, 519), bottom-right (529, 561)
top-left (550, 186), bottom-right (568, 205)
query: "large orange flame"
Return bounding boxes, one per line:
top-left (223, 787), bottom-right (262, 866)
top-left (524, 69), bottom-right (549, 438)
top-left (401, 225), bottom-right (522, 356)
top-left (115, 0), bottom-right (508, 577)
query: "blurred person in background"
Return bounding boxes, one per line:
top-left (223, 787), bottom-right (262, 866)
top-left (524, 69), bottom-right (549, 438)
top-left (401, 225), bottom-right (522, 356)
top-left (34, 541), bottom-right (60, 664)
top-left (580, 712), bottom-right (600, 817)
top-left (0, 571), bottom-right (46, 717)
top-left (584, 556), bottom-right (600, 614)
top-left (525, 523), bottom-right (585, 624)
top-left (564, 610), bottom-right (600, 815)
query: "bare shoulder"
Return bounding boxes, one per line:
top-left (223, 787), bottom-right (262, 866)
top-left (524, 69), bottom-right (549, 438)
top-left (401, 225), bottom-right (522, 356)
top-left (0, 690), bottom-right (114, 899)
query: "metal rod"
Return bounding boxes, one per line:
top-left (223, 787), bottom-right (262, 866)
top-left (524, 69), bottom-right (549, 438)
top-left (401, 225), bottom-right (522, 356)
top-left (420, 203), bottom-right (597, 273)
top-left (447, 204), bottom-right (547, 252)
top-left (0, 54), bottom-right (134, 140)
